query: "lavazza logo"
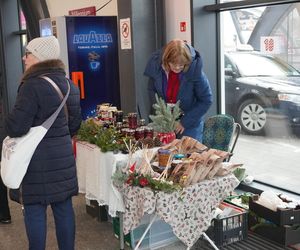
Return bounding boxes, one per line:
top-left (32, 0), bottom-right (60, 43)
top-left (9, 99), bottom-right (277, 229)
top-left (73, 31), bottom-right (113, 44)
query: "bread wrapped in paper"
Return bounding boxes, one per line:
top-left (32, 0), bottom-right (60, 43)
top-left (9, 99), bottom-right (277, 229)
top-left (216, 162), bottom-right (243, 176)
top-left (209, 148), bottom-right (231, 161)
top-left (191, 159), bottom-right (206, 184)
top-left (179, 161), bottom-right (197, 187)
top-left (207, 160), bottom-right (223, 179)
top-left (170, 162), bottom-right (186, 184)
top-left (198, 152), bottom-right (221, 181)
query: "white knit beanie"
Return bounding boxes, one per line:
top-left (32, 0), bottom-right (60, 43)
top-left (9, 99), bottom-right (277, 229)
top-left (26, 36), bottom-right (60, 61)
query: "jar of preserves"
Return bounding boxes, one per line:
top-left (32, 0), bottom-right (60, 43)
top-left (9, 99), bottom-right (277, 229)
top-left (135, 127), bottom-right (145, 140)
top-left (127, 129), bottom-right (135, 138)
top-left (121, 128), bottom-right (129, 137)
top-left (158, 148), bottom-right (171, 167)
top-left (144, 126), bottom-right (154, 139)
top-left (139, 119), bottom-right (146, 127)
top-left (128, 112), bottom-right (138, 129)
top-left (115, 110), bottom-right (123, 123)
top-left (122, 118), bottom-right (129, 128)
top-left (116, 122), bottom-right (123, 133)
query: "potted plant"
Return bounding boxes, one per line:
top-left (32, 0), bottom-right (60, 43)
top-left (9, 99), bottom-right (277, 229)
top-left (149, 94), bottom-right (182, 144)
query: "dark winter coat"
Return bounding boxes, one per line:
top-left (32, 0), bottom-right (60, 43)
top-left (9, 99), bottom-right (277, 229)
top-left (144, 44), bottom-right (213, 141)
top-left (5, 59), bottom-right (82, 205)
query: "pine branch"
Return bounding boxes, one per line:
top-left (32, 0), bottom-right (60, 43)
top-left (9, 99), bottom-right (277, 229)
top-left (148, 94), bottom-right (181, 133)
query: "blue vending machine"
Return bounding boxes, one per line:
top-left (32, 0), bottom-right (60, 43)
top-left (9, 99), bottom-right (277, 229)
top-left (40, 16), bottom-right (121, 119)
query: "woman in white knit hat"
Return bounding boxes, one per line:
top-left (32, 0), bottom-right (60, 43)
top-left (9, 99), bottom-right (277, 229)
top-left (5, 35), bottom-right (82, 250)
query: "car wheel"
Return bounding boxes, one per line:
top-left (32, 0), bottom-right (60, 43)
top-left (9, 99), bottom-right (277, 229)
top-left (237, 99), bottom-right (267, 135)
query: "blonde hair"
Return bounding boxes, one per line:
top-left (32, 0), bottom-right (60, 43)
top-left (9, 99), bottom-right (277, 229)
top-left (162, 39), bottom-right (192, 72)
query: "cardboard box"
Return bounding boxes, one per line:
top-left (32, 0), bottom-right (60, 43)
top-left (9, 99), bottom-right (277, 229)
top-left (249, 195), bottom-right (300, 226)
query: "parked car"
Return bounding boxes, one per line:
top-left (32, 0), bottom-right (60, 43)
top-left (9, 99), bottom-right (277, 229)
top-left (225, 50), bottom-right (300, 135)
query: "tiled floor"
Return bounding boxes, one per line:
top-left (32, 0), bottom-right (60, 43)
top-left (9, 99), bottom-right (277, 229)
top-left (0, 194), bottom-right (125, 250)
top-left (1, 192), bottom-right (295, 250)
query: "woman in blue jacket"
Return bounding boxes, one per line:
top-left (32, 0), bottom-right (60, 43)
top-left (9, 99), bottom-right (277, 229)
top-left (144, 39), bottom-right (213, 141)
top-left (5, 36), bottom-right (82, 250)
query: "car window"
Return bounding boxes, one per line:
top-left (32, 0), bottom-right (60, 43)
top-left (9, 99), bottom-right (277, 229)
top-left (228, 53), bottom-right (300, 77)
top-left (225, 56), bottom-right (233, 70)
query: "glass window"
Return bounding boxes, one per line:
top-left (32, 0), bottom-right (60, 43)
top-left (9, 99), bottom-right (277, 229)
top-left (221, 3), bottom-right (300, 194)
top-left (227, 52), bottom-right (300, 76)
top-left (18, 8), bottom-right (27, 69)
top-left (271, 6), bottom-right (300, 70)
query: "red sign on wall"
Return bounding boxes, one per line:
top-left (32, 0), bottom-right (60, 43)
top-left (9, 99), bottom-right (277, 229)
top-left (69, 6), bottom-right (96, 16)
top-left (180, 22), bottom-right (186, 32)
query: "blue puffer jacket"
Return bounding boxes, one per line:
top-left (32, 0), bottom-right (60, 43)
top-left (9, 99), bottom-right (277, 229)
top-left (5, 59), bottom-right (82, 205)
top-left (144, 44), bottom-right (213, 141)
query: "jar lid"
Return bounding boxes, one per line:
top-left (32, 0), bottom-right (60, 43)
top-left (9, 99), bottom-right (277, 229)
top-left (174, 154), bottom-right (185, 159)
top-left (158, 148), bottom-right (170, 154)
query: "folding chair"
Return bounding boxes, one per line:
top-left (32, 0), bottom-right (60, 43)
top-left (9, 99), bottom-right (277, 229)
top-left (202, 114), bottom-right (241, 161)
top-left (198, 114), bottom-right (242, 249)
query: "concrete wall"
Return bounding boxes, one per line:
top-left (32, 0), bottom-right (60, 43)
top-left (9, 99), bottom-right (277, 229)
top-left (165, 0), bottom-right (191, 44)
top-left (117, 0), bottom-right (164, 118)
top-left (192, 0), bottom-right (218, 116)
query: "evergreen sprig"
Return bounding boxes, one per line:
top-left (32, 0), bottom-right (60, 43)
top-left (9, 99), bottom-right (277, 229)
top-left (149, 94), bottom-right (181, 133)
top-left (76, 120), bottom-right (123, 153)
top-left (76, 119), bottom-right (99, 145)
top-left (112, 170), bottom-right (182, 193)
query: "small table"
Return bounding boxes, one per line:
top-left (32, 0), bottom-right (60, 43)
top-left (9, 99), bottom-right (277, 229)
top-left (75, 141), bottom-right (240, 249)
top-left (120, 174), bottom-right (239, 249)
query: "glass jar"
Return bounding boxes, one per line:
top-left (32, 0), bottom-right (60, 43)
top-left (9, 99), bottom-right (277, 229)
top-left (135, 127), bottom-right (145, 140)
top-left (115, 110), bottom-right (123, 123)
top-left (116, 122), bottom-right (123, 133)
top-left (144, 126), bottom-right (154, 139)
top-left (139, 119), bottom-right (146, 127)
top-left (122, 118), bottom-right (129, 128)
top-left (158, 149), bottom-right (171, 167)
top-left (127, 129), bottom-right (135, 138)
top-left (121, 128), bottom-right (129, 137)
top-left (128, 112), bottom-right (138, 129)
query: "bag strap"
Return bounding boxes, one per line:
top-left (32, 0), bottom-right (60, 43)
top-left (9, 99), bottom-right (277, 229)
top-left (40, 77), bottom-right (70, 130)
top-left (40, 75), bottom-right (69, 121)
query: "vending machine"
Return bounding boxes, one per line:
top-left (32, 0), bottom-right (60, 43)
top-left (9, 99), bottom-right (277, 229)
top-left (39, 16), bottom-right (121, 119)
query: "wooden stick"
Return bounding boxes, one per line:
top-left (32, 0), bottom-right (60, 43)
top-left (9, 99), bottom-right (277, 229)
top-left (158, 153), bottom-right (173, 180)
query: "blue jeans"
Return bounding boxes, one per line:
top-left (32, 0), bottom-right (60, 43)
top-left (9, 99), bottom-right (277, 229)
top-left (176, 121), bottom-right (204, 142)
top-left (24, 197), bottom-right (75, 250)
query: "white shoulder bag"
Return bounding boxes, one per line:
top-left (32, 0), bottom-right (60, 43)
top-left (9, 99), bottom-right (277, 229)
top-left (0, 76), bottom-right (70, 189)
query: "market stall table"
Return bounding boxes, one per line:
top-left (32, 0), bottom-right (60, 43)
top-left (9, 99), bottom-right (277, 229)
top-left (75, 140), bottom-right (240, 249)
top-left (119, 174), bottom-right (240, 249)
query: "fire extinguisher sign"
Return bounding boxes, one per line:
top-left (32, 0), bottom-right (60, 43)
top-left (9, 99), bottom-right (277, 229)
top-left (260, 36), bottom-right (283, 54)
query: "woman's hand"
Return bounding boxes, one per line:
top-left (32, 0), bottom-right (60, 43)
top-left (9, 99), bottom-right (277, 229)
top-left (175, 122), bottom-right (185, 135)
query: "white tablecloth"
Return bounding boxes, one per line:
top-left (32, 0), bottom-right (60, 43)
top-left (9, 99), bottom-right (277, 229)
top-left (76, 141), bottom-right (128, 216)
